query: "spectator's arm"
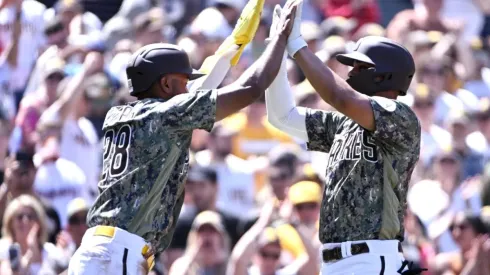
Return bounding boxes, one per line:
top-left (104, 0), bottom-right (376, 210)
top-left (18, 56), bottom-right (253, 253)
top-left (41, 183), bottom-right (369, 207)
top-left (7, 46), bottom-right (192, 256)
top-left (385, 11), bottom-right (411, 44)
top-left (41, 52), bottom-right (103, 125)
top-left (0, 185), bottom-right (9, 222)
top-left (168, 252), bottom-right (199, 275)
top-left (295, 225), bottom-right (320, 275)
top-left (227, 202), bottom-right (276, 275)
top-left (431, 33), bottom-right (476, 81)
top-left (454, 38), bottom-right (477, 81)
top-left (0, 10), bottom-right (22, 68)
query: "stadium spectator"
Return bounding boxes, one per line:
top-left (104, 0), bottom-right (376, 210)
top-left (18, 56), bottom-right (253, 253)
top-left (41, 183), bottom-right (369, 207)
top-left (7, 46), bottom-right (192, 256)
top-left (194, 124), bottom-right (256, 218)
top-left (2, 0), bottom-right (490, 273)
top-left (431, 211), bottom-right (490, 275)
top-left (173, 164), bottom-right (243, 247)
top-left (169, 211), bottom-right (230, 275)
top-left (229, 201), bottom-right (319, 275)
top-left (0, 195), bottom-right (65, 275)
top-left (386, 0), bottom-right (463, 44)
top-left (0, 151), bottom-right (38, 223)
top-left (0, 0), bottom-right (47, 110)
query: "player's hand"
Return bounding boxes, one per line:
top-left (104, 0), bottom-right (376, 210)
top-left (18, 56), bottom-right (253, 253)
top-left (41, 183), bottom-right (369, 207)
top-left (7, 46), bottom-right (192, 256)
top-left (281, 0), bottom-right (307, 58)
top-left (266, 5), bottom-right (282, 44)
top-left (83, 51), bottom-right (104, 75)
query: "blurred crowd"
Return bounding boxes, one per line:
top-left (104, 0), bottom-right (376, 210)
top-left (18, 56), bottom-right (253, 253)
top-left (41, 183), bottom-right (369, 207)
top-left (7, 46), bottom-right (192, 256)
top-left (1, 0), bottom-right (490, 274)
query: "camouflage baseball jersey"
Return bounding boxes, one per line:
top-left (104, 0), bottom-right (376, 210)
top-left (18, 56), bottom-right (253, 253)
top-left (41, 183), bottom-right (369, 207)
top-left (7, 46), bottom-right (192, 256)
top-left (305, 96), bottom-right (421, 243)
top-left (87, 89), bottom-right (217, 253)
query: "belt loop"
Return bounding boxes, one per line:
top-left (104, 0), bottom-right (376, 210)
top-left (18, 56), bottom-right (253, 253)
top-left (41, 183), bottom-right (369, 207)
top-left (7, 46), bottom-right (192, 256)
top-left (344, 241), bottom-right (352, 257)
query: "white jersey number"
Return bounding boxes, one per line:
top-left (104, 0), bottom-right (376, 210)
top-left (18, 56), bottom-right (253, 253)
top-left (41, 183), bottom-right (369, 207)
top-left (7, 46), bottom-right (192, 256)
top-left (101, 124), bottom-right (132, 180)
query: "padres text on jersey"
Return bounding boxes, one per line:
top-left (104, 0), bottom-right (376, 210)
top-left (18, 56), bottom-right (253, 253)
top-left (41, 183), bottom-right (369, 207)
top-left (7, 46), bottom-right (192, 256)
top-left (305, 96), bottom-right (421, 243)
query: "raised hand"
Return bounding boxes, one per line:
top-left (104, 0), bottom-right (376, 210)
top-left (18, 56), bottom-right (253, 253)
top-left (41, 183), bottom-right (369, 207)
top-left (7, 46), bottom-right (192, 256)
top-left (278, 0), bottom-right (299, 39)
top-left (83, 51), bottom-right (104, 75)
top-left (268, 5), bottom-right (282, 41)
top-left (283, 0), bottom-right (307, 57)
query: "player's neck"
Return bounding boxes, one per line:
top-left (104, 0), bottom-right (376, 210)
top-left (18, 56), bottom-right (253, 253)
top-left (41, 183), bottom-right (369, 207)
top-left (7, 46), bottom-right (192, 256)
top-left (374, 90), bottom-right (398, 100)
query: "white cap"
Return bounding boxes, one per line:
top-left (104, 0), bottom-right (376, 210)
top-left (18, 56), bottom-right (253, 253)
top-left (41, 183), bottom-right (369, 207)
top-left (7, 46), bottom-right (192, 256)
top-left (189, 8), bottom-right (232, 40)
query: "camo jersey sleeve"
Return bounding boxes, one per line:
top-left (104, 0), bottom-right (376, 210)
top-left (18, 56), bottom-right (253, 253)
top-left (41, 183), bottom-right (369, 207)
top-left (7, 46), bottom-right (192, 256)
top-left (369, 96), bottom-right (421, 155)
top-left (305, 108), bottom-right (343, 153)
top-left (155, 89), bottom-right (217, 132)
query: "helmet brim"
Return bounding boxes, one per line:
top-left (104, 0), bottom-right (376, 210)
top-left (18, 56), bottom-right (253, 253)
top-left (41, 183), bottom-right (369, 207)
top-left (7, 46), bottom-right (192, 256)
top-left (189, 69), bottom-right (206, 80)
top-left (336, 52), bottom-right (375, 67)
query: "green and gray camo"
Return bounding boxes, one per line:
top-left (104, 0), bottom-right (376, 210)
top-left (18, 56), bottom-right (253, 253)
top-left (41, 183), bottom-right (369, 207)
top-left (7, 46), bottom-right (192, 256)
top-left (305, 97), bottom-right (421, 244)
top-left (87, 89), bottom-right (217, 253)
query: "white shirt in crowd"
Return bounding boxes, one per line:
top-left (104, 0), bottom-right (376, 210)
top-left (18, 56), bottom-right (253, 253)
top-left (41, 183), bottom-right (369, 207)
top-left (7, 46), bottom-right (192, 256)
top-left (0, 62), bottom-right (16, 120)
top-left (0, 0), bottom-right (46, 92)
top-left (0, 241), bottom-right (63, 275)
top-left (195, 150), bottom-right (255, 218)
top-left (441, 0), bottom-right (485, 43)
top-left (434, 92), bottom-right (465, 126)
top-left (34, 158), bottom-right (89, 228)
top-left (466, 131), bottom-right (490, 160)
top-left (420, 124), bottom-right (452, 166)
top-left (453, 88), bottom-right (479, 112)
top-left (465, 79), bottom-right (490, 99)
top-left (60, 117), bottom-right (101, 201)
top-left (483, 67), bottom-right (490, 87)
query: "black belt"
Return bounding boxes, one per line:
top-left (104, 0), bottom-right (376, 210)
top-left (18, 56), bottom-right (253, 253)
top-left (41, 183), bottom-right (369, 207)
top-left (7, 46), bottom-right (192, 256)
top-left (322, 242), bottom-right (403, 263)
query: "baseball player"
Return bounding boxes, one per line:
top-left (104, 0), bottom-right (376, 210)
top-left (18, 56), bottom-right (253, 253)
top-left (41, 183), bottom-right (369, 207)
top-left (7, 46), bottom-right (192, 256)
top-left (67, 1), bottom-right (300, 274)
top-left (265, 1), bottom-right (424, 274)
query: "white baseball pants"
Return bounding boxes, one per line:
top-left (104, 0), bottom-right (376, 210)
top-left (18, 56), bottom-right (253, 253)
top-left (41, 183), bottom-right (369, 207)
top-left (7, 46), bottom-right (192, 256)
top-left (321, 240), bottom-right (408, 275)
top-left (68, 226), bottom-right (154, 275)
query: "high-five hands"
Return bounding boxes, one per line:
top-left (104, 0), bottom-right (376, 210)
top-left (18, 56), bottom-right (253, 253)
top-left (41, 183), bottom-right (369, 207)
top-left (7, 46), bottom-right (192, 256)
top-left (281, 0), bottom-right (307, 58)
top-left (278, 0), bottom-right (300, 39)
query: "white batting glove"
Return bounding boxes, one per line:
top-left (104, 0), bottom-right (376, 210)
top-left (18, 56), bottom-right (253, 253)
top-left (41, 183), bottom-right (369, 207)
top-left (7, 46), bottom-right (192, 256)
top-left (285, 0), bottom-right (307, 58)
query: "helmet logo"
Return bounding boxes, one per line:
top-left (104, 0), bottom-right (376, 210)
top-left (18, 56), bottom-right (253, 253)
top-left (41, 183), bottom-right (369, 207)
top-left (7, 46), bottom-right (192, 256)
top-left (128, 79), bottom-right (133, 93)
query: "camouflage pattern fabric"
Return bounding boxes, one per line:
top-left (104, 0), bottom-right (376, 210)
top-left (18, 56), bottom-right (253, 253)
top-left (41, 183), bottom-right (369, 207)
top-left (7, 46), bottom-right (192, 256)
top-left (305, 96), bottom-right (421, 243)
top-left (87, 89), bottom-right (217, 253)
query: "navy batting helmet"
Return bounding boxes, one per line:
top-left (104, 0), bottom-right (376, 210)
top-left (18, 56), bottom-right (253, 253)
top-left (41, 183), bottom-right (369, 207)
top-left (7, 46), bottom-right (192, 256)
top-left (336, 36), bottom-right (415, 96)
top-left (126, 43), bottom-right (205, 96)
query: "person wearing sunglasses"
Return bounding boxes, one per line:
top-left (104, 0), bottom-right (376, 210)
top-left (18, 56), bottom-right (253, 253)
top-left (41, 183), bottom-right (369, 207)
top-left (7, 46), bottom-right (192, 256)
top-left (432, 211), bottom-right (489, 275)
top-left (169, 211), bottom-right (230, 275)
top-left (0, 195), bottom-right (63, 275)
top-left (229, 201), bottom-right (318, 275)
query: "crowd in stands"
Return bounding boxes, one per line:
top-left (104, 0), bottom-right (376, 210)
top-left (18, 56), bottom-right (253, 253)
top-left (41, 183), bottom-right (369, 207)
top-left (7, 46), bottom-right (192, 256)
top-left (1, 0), bottom-right (490, 274)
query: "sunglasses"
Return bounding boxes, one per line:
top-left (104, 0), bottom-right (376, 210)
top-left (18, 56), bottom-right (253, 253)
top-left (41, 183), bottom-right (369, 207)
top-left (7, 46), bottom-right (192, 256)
top-left (259, 250), bottom-right (280, 260)
top-left (69, 215), bottom-right (87, 226)
top-left (294, 202), bottom-right (319, 211)
top-left (449, 223), bottom-right (469, 232)
top-left (15, 212), bottom-right (37, 222)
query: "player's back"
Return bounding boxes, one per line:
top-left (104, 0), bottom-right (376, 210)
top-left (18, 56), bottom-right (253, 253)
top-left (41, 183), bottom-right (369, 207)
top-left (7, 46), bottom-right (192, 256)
top-left (87, 89), bottom-right (217, 251)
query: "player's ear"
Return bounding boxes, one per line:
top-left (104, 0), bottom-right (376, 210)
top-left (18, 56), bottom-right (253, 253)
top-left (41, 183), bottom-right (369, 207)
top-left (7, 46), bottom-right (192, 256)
top-left (160, 76), bottom-right (171, 95)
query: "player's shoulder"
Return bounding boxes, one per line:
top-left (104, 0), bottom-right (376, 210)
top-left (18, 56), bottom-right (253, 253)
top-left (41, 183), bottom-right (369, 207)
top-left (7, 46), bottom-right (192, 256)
top-left (371, 96), bottom-right (418, 117)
